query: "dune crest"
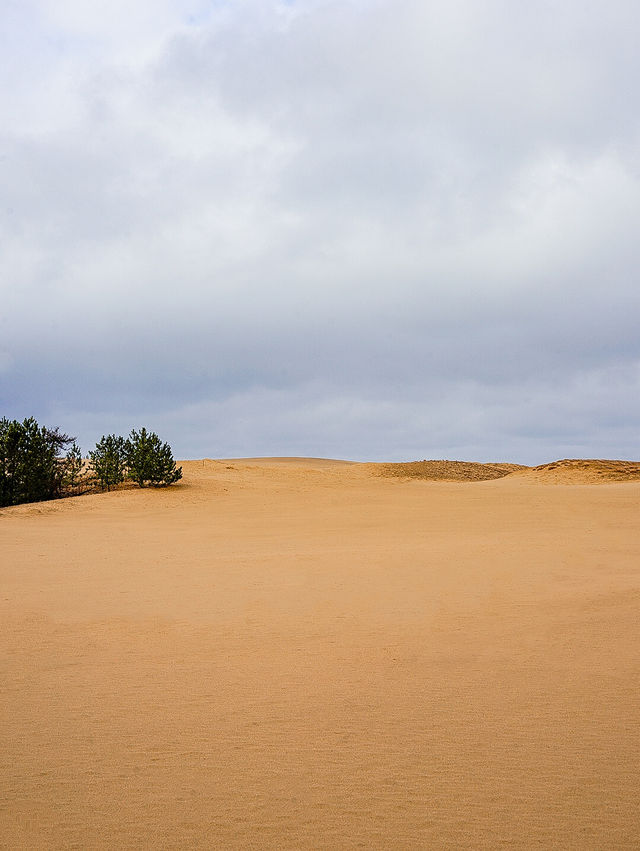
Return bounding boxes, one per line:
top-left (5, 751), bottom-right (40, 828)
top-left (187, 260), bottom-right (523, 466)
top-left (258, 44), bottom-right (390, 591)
top-left (513, 457), bottom-right (640, 484)
top-left (378, 459), bottom-right (527, 481)
top-left (377, 457), bottom-right (640, 484)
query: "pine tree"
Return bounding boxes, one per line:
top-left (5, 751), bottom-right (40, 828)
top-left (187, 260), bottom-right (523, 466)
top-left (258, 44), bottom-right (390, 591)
top-left (125, 428), bottom-right (182, 487)
top-left (0, 417), bottom-right (74, 506)
top-left (62, 441), bottom-right (85, 492)
top-left (89, 434), bottom-right (127, 491)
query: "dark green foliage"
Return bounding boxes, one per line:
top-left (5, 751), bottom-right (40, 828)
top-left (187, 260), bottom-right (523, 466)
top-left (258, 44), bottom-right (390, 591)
top-left (62, 441), bottom-right (84, 491)
top-left (125, 427), bottom-right (182, 487)
top-left (89, 434), bottom-right (126, 491)
top-left (1, 417), bottom-right (182, 507)
top-left (0, 417), bottom-right (74, 507)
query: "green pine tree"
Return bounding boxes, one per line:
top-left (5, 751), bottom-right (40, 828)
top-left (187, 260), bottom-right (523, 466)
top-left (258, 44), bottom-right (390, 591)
top-left (89, 434), bottom-right (127, 491)
top-left (62, 441), bottom-right (85, 492)
top-left (0, 417), bottom-right (74, 506)
top-left (125, 428), bottom-right (182, 487)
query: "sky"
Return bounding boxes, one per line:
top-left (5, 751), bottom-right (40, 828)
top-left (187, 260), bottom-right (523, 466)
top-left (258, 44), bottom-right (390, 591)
top-left (2, 0), bottom-right (639, 463)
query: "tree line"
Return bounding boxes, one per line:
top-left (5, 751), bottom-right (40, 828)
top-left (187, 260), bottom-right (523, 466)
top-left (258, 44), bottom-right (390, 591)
top-left (0, 417), bottom-right (182, 508)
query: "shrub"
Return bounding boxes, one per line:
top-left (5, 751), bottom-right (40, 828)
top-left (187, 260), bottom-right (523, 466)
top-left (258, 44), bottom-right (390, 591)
top-left (125, 427), bottom-right (182, 487)
top-left (89, 434), bottom-right (127, 491)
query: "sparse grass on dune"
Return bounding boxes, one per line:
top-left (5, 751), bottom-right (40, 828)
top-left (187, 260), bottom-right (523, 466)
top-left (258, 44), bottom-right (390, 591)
top-left (526, 458), bottom-right (640, 482)
top-left (378, 460), bottom-right (528, 481)
top-left (377, 457), bottom-right (640, 483)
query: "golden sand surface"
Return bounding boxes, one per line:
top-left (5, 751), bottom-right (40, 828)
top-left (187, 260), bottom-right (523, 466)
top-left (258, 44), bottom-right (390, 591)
top-left (1, 458), bottom-right (639, 848)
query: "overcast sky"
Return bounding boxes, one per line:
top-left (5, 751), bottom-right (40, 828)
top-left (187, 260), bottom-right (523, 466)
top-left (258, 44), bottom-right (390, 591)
top-left (2, 0), bottom-right (639, 462)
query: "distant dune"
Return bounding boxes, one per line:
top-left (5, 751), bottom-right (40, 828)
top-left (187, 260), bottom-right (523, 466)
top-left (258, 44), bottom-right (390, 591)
top-left (378, 459), bottom-right (528, 481)
top-left (379, 457), bottom-right (640, 483)
top-left (217, 456), bottom-right (355, 468)
top-left (2, 457), bottom-right (640, 848)
top-left (516, 457), bottom-right (640, 483)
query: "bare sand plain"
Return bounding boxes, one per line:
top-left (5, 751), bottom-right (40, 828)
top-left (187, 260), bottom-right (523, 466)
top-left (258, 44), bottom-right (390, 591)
top-left (1, 457), bottom-right (640, 849)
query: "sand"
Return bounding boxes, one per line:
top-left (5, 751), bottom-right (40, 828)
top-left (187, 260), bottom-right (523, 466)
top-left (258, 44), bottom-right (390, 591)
top-left (1, 458), bottom-right (639, 848)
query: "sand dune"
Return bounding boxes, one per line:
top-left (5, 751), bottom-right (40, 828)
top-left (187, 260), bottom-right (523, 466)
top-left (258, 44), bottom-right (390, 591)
top-left (379, 457), bottom-right (640, 484)
top-left (516, 458), bottom-right (640, 484)
top-left (2, 458), bottom-right (640, 848)
top-left (379, 459), bottom-right (527, 481)
top-left (219, 456), bottom-right (355, 467)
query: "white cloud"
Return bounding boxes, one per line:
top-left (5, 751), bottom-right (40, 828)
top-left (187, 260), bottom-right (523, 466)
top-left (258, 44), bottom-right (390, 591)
top-left (2, 0), bottom-right (640, 460)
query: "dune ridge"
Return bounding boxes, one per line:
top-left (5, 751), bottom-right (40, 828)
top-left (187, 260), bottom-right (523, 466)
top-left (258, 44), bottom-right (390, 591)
top-left (378, 459), bottom-right (527, 481)
top-left (517, 457), bottom-right (640, 483)
top-left (378, 457), bottom-right (640, 484)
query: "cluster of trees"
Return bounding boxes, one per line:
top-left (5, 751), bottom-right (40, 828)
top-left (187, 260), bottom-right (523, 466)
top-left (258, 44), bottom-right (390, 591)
top-left (0, 418), bottom-right (182, 508)
top-left (89, 428), bottom-right (182, 491)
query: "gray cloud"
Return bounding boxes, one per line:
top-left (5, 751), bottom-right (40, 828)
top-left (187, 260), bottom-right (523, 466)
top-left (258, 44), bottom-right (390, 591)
top-left (2, 0), bottom-right (639, 462)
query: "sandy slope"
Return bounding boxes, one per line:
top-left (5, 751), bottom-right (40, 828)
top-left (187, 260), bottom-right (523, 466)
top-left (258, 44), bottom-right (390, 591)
top-left (1, 458), bottom-right (640, 849)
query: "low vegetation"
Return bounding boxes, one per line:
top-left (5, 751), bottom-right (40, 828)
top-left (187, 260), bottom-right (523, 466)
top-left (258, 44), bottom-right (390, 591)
top-left (0, 417), bottom-right (182, 507)
top-left (379, 460), bottom-right (527, 482)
